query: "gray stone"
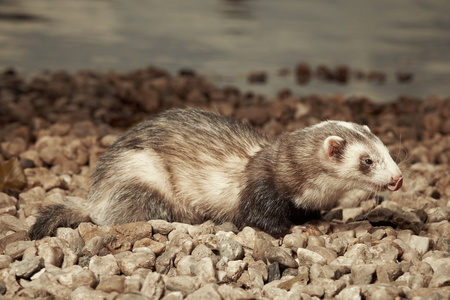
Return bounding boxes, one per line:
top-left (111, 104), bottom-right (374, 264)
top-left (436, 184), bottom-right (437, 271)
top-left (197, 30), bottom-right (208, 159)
top-left (185, 283), bottom-right (221, 300)
top-left (191, 257), bottom-right (216, 282)
top-left (0, 255), bottom-right (12, 269)
top-left (37, 243), bottom-right (64, 267)
top-left (176, 255), bottom-right (197, 276)
top-left (283, 233), bottom-right (307, 250)
top-left (96, 275), bottom-right (126, 293)
top-left (252, 235), bottom-right (273, 261)
top-left (10, 256), bottom-right (44, 278)
top-left (0, 214), bottom-right (29, 233)
top-left (297, 248), bottom-right (326, 266)
top-left (325, 236), bottom-right (348, 256)
top-left (82, 235), bottom-right (106, 256)
top-left (141, 272), bottom-right (165, 299)
top-left (351, 264), bottom-right (377, 284)
top-left (267, 262), bottom-right (281, 283)
top-left (219, 239), bottom-right (244, 261)
top-left (267, 247), bottom-right (298, 268)
top-left (124, 275), bottom-right (143, 294)
top-left (0, 193), bottom-right (17, 216)
top-left (117, 250), bottom-right (156, 276)
top-left (409, 235), bottom-right (430, 255)
top-left (135, 238), bottom-right (166, 255)
top-left (72, 269), bottom-right (97, 288)
top-left (370, 242), bottom-right (400, 264)
top-left (149, 219), bottom-right (175, 235)
top-left (155, 250), bottom-right (176, 274)
top-left (226, 260), bottom-right (248, 281)
top-left (234, 227), bottom-right (256, 249)
top-left (71, 286), bottom-right (113, 300)
top-left (291, 284), bottom-right (324, 298)
top-left (165, 275), bottom-right (200, 294)
top-left (344, 243), bottom-right (372, 261)
top-left (307, 245), bottom-right (337, 264)
top-left (162, 291), bottom-right (184, 300)
top-left (337, 285), bottom-right (361, 300)
top-left (4, 240), bottom-right (35, 259)
top-left (167, 231), bottom-right (194, 254)
top-left (362, 283), bottom-right (401, 299)
top-left (191, 244), bottom-right (217, 262)
top-left (89, 254), bottom-right (120, 280)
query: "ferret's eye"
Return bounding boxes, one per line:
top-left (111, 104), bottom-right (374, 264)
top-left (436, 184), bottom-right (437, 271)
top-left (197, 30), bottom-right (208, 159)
top-left (364, 159), bottom-right (373, 165)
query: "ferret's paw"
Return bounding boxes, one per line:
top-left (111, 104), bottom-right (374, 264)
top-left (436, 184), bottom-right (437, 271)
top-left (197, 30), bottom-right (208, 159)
top-left (290, 225), bottom-right (306, 233)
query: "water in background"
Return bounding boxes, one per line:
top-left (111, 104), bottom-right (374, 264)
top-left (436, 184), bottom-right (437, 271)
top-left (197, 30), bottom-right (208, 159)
top-left (0, 0), bottom-right (449, 102)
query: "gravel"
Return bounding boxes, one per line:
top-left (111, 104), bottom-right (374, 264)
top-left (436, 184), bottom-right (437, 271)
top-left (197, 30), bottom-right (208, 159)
top-left (0, 67), bottom-right (449, 299)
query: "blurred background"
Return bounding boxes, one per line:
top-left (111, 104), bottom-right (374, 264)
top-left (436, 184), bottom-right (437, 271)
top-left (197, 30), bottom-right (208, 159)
top-left (0, 0), bottom-right (449, 102)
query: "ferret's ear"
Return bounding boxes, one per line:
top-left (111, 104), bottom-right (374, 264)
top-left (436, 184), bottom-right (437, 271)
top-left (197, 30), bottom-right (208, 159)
top-left (323, 136), bottom-right (346, 161)
top-left (363, 125), bottom-right (371, 132)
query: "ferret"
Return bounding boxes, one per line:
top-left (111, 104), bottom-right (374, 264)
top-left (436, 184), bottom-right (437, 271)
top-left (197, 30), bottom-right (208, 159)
top-left (29, 108), bottom-right (403, 239)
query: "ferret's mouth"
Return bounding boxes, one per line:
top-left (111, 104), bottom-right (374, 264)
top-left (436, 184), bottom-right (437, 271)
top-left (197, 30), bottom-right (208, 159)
top-left (369, 177), bottom-right (403, 192)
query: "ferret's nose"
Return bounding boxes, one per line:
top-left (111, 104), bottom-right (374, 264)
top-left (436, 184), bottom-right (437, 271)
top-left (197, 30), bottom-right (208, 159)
top-left (387, 175), bottom-right (403, 191)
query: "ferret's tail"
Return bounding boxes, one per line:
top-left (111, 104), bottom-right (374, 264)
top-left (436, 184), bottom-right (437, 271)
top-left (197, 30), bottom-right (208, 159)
top-left (28, 201), bottom-right (91, 240)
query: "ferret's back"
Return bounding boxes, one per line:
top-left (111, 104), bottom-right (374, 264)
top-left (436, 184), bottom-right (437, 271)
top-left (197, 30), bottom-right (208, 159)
top-left (118, 108), bottom-right (267, 158)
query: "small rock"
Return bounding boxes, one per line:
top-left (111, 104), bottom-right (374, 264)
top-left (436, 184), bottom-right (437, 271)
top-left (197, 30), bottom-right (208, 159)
top-left (191, 257), bottom-right (216, 282)
top-left (162, 291), bottom-right (184, 300)
top-left (72, 269), bottom-right (97, 288)
top-left (297, 248), bottom-right (327, 266)
top-left (226, 260), bottom-right (248, 281)
top-left (167, 230), bottom-right (194, 254)
top-left (409, 235), bottom-right (430, 254)
top-left (253, 234), bottom-right (273, 261)
top-left (267, 247), bottom-right (298, 268)
top-left (278, 273), bottom-right (309, 290)
top-left (0, 255), bottom-right (13, 269)
top-left (351, 264), bottom-right (377, 284)
top-left (165, 275), bottom-right (200, 294)
top-left (376, 263), bottom-right (402, 283)
top-left (307, 245), bottom-right (337, 264)
top-left (219, 239), bottom-right (244, 261)
top-left (96, 275), bottom-right (125, 293)
top-left (37, 243), bottom-right (64, 267)
top-left (185, 283), bottom-right (221, 300)
top-left (89, 254), bottom-right (120, 280)
top-left (291, 283), bottom-right (324, 298)
top-left (176, 255), bottom-right (197, 276)
top-left (362, 283), bottom-right (401, 299)
top-left (370, 242), bottom-right (400, 263)
top-left (4, 240), bottom-right (35, 259)
top-left (71, 286), bottom-right (112, 300)
top-left (141, 272), bottom-right (165, 299)
top-left (82, 235), bottom-right (106, 256)
top-left (342, 207), bottom-right (364, 222)
top-left (149, 219), bottom-right (175, 235)
top-left (134, 237), bottom-right (166, 255)
top-left (192, 243), bottom-right (217, 261)
top-left (117, 250), bottom-right (156, 276)
top-left (283, 233), bottom-right (307, 250)
top-left (214, 222), bottom-right (239, 234)
top-left (247, 71), bottom-right (267, 84)
top-left (267, 262), bottom-right (281, 283)
top-left (336, 285), bottom-right (361, 300)
top-left (233, 226), bottom-right (256, 249)
top-left (10, 256), bottom-right (44, 278)
top-left (155, 250), bottom-right (176, 275)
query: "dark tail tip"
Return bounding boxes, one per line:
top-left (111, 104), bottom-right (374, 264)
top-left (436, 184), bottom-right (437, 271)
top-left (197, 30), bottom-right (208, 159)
top-left (29, 203), bottom-right (89, 240)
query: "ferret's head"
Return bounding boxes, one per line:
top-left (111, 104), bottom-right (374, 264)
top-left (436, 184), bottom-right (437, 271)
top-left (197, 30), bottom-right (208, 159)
top-left (313, 121), bottom-right (403, 193)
